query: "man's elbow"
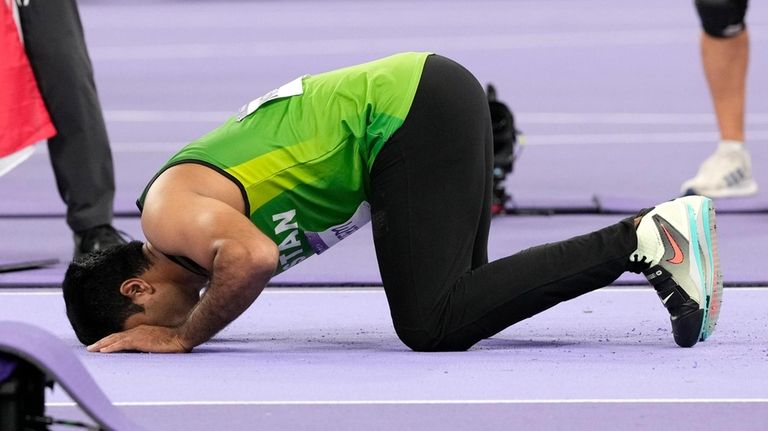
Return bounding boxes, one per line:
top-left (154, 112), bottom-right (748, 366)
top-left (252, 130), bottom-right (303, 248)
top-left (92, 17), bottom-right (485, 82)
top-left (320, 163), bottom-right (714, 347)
top-left (252, 240), bottom-right (279, 279)
top-left (214, 239), bottom-right (278, 288)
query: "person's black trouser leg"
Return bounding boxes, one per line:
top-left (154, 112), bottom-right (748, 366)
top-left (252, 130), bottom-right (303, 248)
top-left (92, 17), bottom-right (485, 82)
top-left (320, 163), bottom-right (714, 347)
top-left (370, 55), bottom-right (638, 352)
top-left (19, 0), bottom-right (115, 232)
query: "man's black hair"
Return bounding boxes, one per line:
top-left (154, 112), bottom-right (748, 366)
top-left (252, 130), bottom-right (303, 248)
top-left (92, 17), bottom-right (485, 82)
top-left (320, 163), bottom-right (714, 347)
top-left (62, 241), bottom-right (149, 345)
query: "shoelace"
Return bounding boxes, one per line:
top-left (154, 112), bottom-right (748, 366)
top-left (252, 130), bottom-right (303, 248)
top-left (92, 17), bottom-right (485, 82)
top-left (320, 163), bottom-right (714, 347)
top-left (627, 255), bottom-right (650, 274)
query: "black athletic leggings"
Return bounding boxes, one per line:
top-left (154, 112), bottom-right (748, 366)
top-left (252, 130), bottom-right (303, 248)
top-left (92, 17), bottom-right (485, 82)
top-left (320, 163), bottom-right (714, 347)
top-left (369, 55), bottom-right (639, 351)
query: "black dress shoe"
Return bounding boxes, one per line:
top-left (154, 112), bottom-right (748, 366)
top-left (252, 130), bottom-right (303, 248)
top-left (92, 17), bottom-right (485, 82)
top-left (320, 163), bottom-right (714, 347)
top-left (73, 225), bottom-right (128, 259)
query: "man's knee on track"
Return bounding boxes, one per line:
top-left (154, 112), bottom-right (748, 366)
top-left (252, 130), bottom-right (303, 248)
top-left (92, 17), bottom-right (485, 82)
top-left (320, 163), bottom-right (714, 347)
top-left (695, 0), bottom-right (748, 38)
top-left (394, 326), bottom-right (470, 352)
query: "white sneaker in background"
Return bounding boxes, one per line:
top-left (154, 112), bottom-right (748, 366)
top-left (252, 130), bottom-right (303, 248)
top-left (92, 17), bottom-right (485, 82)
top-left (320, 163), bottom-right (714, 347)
top-left (680, 140), bottom-right (757, 198)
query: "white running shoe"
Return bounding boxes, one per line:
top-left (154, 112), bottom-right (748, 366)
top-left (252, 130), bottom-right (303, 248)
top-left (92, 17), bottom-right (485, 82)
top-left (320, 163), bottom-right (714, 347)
top-left (629, 196), bottom-right (722, 347)
top-left (681, 141), bottom-right (757, 198)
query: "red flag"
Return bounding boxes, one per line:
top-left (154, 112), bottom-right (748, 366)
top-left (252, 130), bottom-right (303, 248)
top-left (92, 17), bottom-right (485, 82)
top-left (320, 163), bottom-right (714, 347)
top-left (0, 0), bottom-right (55, 165)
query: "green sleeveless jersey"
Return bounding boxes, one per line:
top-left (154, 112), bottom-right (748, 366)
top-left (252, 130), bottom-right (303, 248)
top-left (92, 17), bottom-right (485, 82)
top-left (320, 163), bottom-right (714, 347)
top-left (138, 52), bottom-right (430, 274)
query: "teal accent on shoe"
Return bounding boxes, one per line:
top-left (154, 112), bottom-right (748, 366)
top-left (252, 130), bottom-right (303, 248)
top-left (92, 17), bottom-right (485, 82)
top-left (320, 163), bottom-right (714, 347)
top-left (700, 199), bottom-right (712, 340)
top-left (686, 203), bottom-right (707, 341)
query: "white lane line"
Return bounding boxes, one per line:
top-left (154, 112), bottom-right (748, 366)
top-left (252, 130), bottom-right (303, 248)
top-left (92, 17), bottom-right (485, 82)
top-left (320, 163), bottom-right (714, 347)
top-left (45, 398), bottom-right (768, 407)
top-left (103, 111), bottom-right (768, 125)
top-left (90, 30), bottom-right (697, 60)
top-left (2, 287), bottom-right (766, 297)
top-left (88, 27), bottom-right (768, 60)
top-left (102, 130), bottom-right (766, 152)
top-left (99, 110), bottom-right (768, 125)
top-left (0, 291), bottom-right (64, 296)
top-left (24, 129), bottom-right (768, 156)
top-left (104, 110), bottom-right (230, 123)
top-left (528, 130), bottom-right (768, 146)
top-left (519, 112), bottom-right (768, 125)
top-left (27, 142), bottom-right (186, 154)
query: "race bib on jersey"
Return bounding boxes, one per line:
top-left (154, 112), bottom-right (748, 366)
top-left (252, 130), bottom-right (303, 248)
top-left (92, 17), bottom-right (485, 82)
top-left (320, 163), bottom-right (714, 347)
top-left (237, 75), bottom-right (306, 121)
top-left (304, 201), bottom-right (371, 254)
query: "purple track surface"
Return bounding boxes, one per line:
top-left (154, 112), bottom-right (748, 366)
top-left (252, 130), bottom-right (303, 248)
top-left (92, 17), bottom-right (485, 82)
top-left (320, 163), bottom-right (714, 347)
top-left (1, 1), bottom-right (768, 429)
top-left (3, 288), bottom-right (768, 431)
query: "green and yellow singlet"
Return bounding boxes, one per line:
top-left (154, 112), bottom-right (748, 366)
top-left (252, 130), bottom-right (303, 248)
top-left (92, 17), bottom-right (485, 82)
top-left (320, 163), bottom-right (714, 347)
top-left (138, 52), bottom-right (430, 274)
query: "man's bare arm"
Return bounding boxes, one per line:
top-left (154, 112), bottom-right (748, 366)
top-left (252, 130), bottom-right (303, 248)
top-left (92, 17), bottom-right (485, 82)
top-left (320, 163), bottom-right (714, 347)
top-left (176, 229), bottom-right (277, 350)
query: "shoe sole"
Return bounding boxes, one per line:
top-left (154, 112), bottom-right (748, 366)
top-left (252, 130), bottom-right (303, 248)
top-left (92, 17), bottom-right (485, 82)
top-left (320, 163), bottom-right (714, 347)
top-left (682, 179), bottom-right (758, 198)
top-left (695, 198), bottom-right (722, 341)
